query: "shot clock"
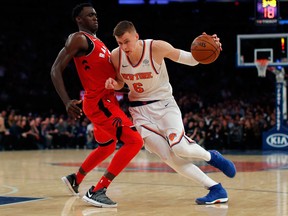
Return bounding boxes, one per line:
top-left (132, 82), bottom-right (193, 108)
top-left (255, 0), bottom-right (279, 25)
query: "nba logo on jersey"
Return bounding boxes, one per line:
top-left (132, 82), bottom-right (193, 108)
top-left (143, 59), bottom-right (150, 66)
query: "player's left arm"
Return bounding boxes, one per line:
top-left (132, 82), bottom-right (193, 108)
top-left (152, 40), bottom-right (199, 66)
top-left (153, 33), bottom-right (222, 66)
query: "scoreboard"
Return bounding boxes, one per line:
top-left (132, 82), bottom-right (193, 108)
top-left (255, 0), bottom-right (279, 25)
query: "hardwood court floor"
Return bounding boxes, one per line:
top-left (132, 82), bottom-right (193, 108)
top-left (0, 149), bottom-right (287, 216)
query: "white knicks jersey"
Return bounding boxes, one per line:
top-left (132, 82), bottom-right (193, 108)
top-left (119, 39), bottom-right (173, 102)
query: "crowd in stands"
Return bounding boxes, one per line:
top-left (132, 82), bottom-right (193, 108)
top-left (0, 108), bottom-right (98, 151)
top-left (178, 93), bottom-right (277, 151)
top-left (0, 91), bottom-right (281, 152)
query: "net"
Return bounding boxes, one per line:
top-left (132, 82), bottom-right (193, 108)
top-left (255, 59), bottom-right (269, 77)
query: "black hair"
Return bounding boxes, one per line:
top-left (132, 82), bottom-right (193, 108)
top-left (72, 2), bottom-right (93, 22)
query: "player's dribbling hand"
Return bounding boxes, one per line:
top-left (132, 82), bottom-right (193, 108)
top-left (202, 32), bottom-right (222, 51)
top-left (66, 99), bottom-right (83, 119)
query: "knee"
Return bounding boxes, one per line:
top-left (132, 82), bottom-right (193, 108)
top-left (98, 143), bottom-right (116, 156)
top-left (158, 153), bottom-right (171, 162)
top-left (145, 144), bottom-right (171, 162)
top-left (122, 127), bottom-right (144, 149)
top-left (171, 144), bottom-right (186, 157)
top-left (146, 147), bottom-right (169, 161)
top-left (133, 133), bottom-right (144, 149)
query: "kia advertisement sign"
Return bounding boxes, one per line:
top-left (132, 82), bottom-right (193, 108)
top-left (263, 128), bottom-right (288, 150)
top-left (266, 133), bottom-right (288, 148)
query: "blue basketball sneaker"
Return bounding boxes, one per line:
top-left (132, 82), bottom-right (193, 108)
top-left (196, 183), bottom-right (228, 205)
top-left (207, 150), bottom-right (236, 178)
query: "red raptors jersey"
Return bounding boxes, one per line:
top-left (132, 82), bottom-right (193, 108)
top-left (73, 32), bottom-right (135, 140)
top-left (73, 32), bottom-right (115, 101)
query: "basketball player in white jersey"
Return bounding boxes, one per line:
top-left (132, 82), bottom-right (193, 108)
top-left (105, 20), bottom-right (236, 205)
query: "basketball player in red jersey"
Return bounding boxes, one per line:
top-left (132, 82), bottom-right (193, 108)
top-left (50, 3), bottom-right (143, 208)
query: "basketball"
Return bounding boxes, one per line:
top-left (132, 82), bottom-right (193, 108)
top-left (191, 34), bottom-right (220, 64)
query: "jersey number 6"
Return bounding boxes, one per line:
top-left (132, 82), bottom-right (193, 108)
top-left (133, 83), bottom-right (144, 93)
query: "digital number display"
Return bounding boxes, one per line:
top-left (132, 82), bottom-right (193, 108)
top-left (255, 0), bottom-right (279, 25)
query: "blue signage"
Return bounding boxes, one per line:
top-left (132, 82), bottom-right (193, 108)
top-left (263, 129), bottom-right (288, 150)
top-left (263, 80), bottom-right (288, 150)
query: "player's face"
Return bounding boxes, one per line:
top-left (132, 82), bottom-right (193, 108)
top-left (115, 31), bottom-right (139, 56)
top-left (78, 7), bottom-right (98, 33)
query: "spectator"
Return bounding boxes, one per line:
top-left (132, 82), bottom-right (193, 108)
top-left (44, 115), bottom-right (59, 149)
top-left (0, 115), bottom-right (9, 150)
top-left (86, 122), bottom-right (97, 149)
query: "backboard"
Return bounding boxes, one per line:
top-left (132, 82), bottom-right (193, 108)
top-left (237, 33), bottom-right (288, 67)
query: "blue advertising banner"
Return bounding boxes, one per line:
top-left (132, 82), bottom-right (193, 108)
top-left (263, 82), bottom-right (288, 150)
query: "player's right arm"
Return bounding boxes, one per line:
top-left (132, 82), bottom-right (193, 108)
top-left (51, 32), bottom-right (87, 119)
top-left (105, 48), bottom-right (125, 90)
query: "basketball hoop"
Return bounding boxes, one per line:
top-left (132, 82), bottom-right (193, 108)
top-left (255, 59), bottom-right (269, 77)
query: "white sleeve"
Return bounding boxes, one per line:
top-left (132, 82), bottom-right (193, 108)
top-left (176, 50), bottom-right (199, 66)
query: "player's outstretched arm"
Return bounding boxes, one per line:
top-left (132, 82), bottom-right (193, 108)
top-left (152, 40), bottom-right (199, 66)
